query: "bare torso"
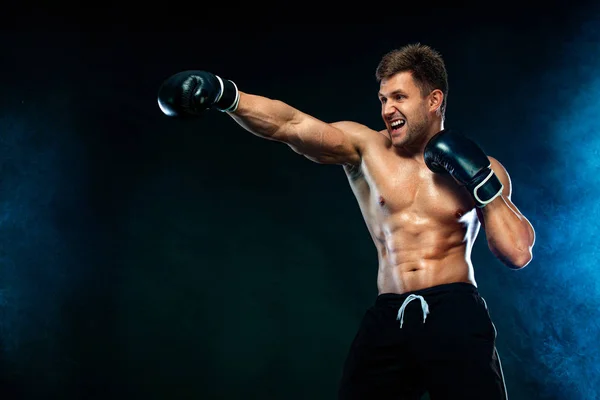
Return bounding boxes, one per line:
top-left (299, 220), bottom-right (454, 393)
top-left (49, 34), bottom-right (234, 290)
top-left (343, 128), bottom-right (480, 294)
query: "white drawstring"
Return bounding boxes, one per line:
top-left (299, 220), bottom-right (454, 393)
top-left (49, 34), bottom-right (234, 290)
top-left (396, 294), bottom-right (430, 329)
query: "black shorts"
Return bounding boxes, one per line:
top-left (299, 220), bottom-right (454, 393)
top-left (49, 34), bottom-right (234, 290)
top-left (338, 282), bottom-right (507, 400)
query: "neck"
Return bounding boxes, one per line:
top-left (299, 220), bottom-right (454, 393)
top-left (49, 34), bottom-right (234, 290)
top-left (424, 121), bottom-right (445, 145)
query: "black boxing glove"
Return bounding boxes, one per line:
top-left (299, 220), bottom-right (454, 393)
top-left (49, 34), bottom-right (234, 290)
top-left (424, 130), bottom-right (503, 208)
top-left (157, 70), bottom-right (240, 117)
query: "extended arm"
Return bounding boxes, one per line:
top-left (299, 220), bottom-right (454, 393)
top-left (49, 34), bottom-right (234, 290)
top-left (157, 70), bottom-right (365, 166)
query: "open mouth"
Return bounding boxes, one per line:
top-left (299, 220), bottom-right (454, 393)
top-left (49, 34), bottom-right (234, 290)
top-left (390, 119), bottom-right (406, 135)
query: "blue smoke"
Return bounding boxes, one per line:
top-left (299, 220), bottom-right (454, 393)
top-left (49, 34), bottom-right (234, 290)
top-left (0, 92), bottom-right (87, 394)
top-left (510, 17), bottom-right (600, 399)
top-left (0, 109), bottom-right (62, 375)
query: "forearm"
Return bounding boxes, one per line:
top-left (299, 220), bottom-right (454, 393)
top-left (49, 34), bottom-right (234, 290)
top-left (227, 92), bottom-right (301, 141)
top-left (479, 196), bottom-right (535, 269)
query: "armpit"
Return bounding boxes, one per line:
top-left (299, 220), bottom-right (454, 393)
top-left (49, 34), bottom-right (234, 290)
top-left (344, 163), bottom-right (363, 180)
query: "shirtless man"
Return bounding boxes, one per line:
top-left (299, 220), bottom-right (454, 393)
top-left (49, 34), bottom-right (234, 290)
top-left (157, 43), bottom-right (535, 399)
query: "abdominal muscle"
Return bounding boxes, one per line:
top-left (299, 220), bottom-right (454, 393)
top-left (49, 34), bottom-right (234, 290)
top-left (343, 133), bottom-right (480, 295)
top-left (371, 213), bottom-right (477, 294)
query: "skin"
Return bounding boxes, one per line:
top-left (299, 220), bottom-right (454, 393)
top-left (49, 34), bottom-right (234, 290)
top-left (227, 71), bottom-right (535, 294)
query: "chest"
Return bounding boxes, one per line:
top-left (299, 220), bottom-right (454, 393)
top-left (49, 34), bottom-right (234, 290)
top-left (348, 151), bottom-right (474, 219)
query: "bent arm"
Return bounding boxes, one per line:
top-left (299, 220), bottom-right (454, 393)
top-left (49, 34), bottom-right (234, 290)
top-left (226, 92), bottom-right (363, 165)
top-left (477, 157), bottom-right (536, 269)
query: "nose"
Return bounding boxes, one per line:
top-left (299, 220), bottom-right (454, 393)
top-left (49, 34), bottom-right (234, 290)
top-left (383, 102), bottom-right (396, 119)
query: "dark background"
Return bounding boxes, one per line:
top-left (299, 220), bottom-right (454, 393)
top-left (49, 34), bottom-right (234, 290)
top-left (1, 10), bottom-right (600, 400)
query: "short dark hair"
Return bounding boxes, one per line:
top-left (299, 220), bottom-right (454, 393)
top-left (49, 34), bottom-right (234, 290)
top-left (375, 43), bottom-right (448, 116)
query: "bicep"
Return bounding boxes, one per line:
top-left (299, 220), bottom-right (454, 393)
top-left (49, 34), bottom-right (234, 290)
top-left (282, 116), bottom-right (363, 166)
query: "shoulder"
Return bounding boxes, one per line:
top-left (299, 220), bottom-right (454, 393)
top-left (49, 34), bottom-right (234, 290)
top-left (488, 156), bottom-right (510, 178)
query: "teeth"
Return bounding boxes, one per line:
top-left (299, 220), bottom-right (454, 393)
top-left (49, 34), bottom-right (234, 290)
top-left (391, 120), bottom-right (405, 128)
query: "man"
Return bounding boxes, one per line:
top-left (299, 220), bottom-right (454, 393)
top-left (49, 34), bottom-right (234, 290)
top-left (157, 43), bottom-right (535, 399)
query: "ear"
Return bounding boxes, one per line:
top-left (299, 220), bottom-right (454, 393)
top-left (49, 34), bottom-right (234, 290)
top-left (428, 89), bottom-right (444, 113)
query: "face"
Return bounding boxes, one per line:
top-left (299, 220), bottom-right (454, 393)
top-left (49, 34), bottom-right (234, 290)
top-left (378, 71), bottom-right (432, 148)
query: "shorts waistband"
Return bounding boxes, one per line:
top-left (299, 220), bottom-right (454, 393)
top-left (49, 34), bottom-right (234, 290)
top-left (375, 282), bottom-right (478, 307)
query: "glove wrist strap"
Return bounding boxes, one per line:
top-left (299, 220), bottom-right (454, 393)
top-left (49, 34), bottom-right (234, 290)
top-left (469, 169), bottom-right (503, 208)
top-left (214, 76), bottom-right (240, 112)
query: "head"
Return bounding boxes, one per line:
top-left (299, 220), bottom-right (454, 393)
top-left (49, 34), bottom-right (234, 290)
top-left (376, 43), bottom-right (448, 150)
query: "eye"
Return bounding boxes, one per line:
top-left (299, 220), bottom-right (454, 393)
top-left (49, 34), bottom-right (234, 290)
top-left (379, 97), bottom-right (387, 104)
top-left (395, 94), bottom-right (405, 101)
